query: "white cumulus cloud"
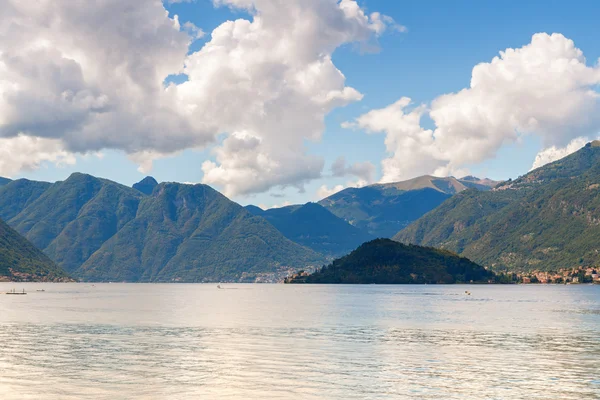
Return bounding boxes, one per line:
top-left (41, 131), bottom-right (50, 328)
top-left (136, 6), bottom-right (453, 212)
top-left (0, 0), bottom-right (400, 196)
top-left (317, 184), bottom-right (345, 199)
top-left (0, 0), bottom-right (207, 177)
top-left (0, 135), bottom-right (76, 177)
top-left (187, 0), bottom-right (398, 196)
top-left (346, 33), bottom-right (600, 182)
top-left (331, 156), bottom-right (376, 184)
top-left (531, 136), bottom-right (591, 170)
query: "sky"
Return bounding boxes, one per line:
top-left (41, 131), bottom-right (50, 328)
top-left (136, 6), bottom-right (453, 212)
top-left (1, 0), bottom-right (600, 208)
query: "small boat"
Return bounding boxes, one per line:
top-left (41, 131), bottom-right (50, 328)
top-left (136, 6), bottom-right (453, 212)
top-left (36, 289), bottom-right (45, 292)
top-left (217, 284), bottom-right (222, 289)
top-left (6, 289), bottom-right (27, 295)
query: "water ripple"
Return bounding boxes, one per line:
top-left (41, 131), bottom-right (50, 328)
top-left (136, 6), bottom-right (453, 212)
top-left (0, 283), bottom-right (598, 399)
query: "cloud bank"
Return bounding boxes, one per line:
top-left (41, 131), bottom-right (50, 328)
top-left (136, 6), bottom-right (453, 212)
top-left (0, 0), bottom-right (398, 196)
top-left (0, 135), bottom-right (76, 176)
top-left (0, 0), bottom-right (203, 172)
top-left (195, 0), bottom-right (397, 196)
top-left (4, 2), bottom-right (596, 194)
top-left (347, 33), bottom-right (600, 182)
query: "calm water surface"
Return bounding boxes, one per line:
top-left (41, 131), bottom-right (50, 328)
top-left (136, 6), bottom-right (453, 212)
top-left (0, 283), bottom-right (598, 399)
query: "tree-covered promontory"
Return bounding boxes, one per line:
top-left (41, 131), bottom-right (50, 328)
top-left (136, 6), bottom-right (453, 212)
top-left (286, 239), bottom-right (495, 284)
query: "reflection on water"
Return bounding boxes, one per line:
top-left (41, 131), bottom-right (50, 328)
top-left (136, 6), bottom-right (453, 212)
top-left (0, 284), bottom-right (598, 399)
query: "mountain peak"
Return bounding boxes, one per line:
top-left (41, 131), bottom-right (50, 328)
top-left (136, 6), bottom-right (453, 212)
top-left (245, 205), bottom-right (265, 215)
top-left (298, 202), bottom-right (326, 212)
top-left (66, 172), bottom-right (97, 182)
top-left (133, 176), bottom-right (158, 195)
top-left (253, 200), bottom-right (374, 257)
top-left (377, 175), bottom-right (467, 195)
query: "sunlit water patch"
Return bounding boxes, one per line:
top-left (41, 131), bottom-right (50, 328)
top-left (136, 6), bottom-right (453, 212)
top-left (0, 283), bottom-right (598, 399)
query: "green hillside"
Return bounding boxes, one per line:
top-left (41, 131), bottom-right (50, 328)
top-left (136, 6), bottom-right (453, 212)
top-left (318, 176), bottom-right (495, 238)
top-left (0, 179), bottom-right (52, 221)
top-left (286, 238), bottom-right (494, 284)
top-left (0, 217), bottom-right (70, 282)
top-left (246, 202), bottom-right (374, 257)
top-left (0, 174), bottom-right (323, 282)
top-left (395, 141), bottom-right (600, 271)
top-left (77, 183), bottom-right (324, 282)
top-left (7, 173), bottom-right (143, 273)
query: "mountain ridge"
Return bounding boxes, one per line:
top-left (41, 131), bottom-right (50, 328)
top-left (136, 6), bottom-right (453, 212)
top-left (0, 173), bottom-right (324, 282)
top-left (374, 175), bottom-right (496, 194)
top-left (79, 182), bottom-right (324, 282)
top-left (246, 202), bottom-right (374, 257)
top-left (318, 175), bottom-right (497, 238)
top-left (395, 142), bottom-right (600, 271)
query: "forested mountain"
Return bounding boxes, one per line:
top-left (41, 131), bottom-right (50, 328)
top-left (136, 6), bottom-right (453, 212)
top-left (0, 179), bottom-right (52, 221)
top-left (0, 177), bottom-right (11, 186)
top-left (286, 238), bottom-right (494, 284)
top-left (132, 176), bottom-right (158, 195)
top-left (7, 173), bottom-right (144, 274)
top-left (78, 182), bottom-right (324, 282)
top-left (395, 141), bottom-right (600, 271)
top-left (0, 174), bottom-right (323, 282)
top-left (246, 202), bottom-right (374, 257)
top-left (0, 217), bottom-right (70, 282)
top-left (319, 175), bottom-right (497, 238)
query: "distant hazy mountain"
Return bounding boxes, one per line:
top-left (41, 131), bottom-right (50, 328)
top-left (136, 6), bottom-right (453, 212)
top-left (286, 238), bottom-right (494, 284)
top-left (395, 141), bottom-right (600, 271)
top-left (0, 173), bottom-right (323, 282)
top-left (79, 182), bottom-right (323, 282)
top-left (377, 175), bottom-right (486, 193)
top-left (459, 176), bottom-right (499, 191)
top-left (132, 176), bottom-right (158, 195)
top-left (319, 175), bottom-right (497, 238)
top-left (0, 217), bottom-right (69, 282)
top-left (246, 202), bottom-right (374, 257)
top-left (0, 177), bottom-right (11, 186)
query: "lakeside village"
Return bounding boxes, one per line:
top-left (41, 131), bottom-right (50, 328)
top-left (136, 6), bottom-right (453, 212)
top-left (284, 266), bottom-right (600, 285)
top-left (4, 264), bottom-right (599, 285)
top-left (510, 266), bottom-right (600, 284)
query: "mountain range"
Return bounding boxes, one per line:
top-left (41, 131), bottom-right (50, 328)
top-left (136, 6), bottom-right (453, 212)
top-left (6, 140), bottom-right (598, 282)
top-left (318, 175), bottom-right (497, 237)
top-left (395, 141), bottom-right (600, 271)
top-left (0, 174), bottom-right (323, 282)
top-left (246, 202), bottom-right (374, 257)
top-left (0, 170), bottom-right (498, 281)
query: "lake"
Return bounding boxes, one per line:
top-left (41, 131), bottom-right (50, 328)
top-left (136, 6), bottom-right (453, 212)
top-left (0, 283), bottom-right (598, 399)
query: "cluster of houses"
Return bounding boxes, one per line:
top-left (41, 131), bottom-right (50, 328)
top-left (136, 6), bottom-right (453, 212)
top-left (1, 268), bottom-right (73, 283)
top-left (252, 267), bottom-right (313, 283)
top-left (518, 266), bottom-right (599, 284)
